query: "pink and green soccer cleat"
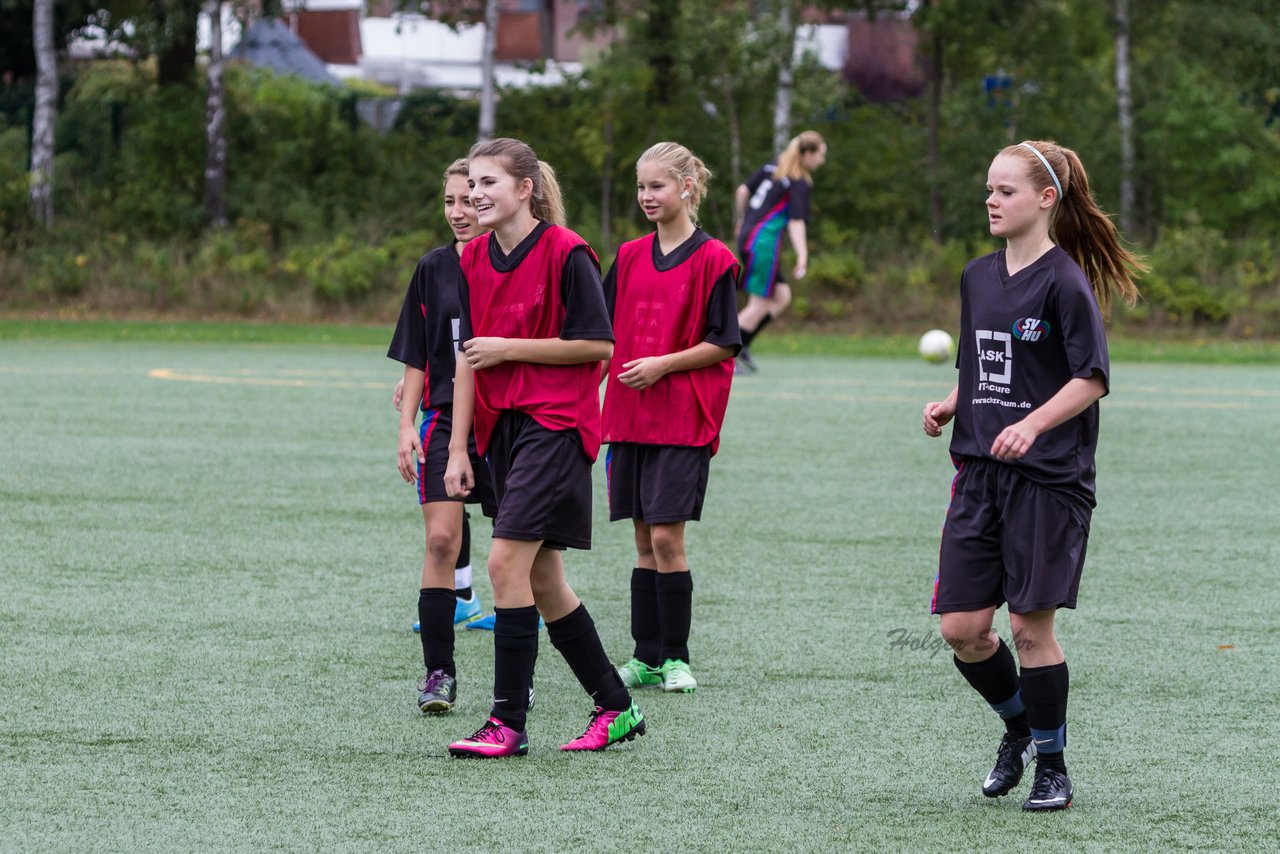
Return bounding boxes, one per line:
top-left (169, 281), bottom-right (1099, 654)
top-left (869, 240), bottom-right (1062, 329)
top-left (448, 717), bottom-right (529, 759)
top-left (559, 701), bottom-right (646, 751)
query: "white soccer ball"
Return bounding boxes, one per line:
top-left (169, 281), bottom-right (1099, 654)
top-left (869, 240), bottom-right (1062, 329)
top-left (918, 329), bottom-right (954, 364)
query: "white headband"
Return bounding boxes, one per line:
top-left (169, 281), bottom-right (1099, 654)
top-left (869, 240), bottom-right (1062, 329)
top-left (1020, 142), bottom-right (1063, 201)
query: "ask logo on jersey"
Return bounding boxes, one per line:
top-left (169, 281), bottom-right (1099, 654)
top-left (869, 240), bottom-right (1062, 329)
top-left (1012, 317), bottom-right (1050, 342)
top-left (975, 330), bottom-right (1012, 392)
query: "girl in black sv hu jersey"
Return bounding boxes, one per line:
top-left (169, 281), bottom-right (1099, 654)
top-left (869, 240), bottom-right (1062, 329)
top-left (922, 140), bottom-right (1144, 811)
top-left (733, 130), bottom-right (826, 373)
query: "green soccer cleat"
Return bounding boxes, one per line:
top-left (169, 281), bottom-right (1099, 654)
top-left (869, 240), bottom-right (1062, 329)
top-left (616, 658), bottom-right (663, 689)
top-left (660, 659), bottom-right (697, 693)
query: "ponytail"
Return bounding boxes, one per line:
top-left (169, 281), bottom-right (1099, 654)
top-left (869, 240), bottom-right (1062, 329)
top-left (533, 160), bottom-right (565, 226)
top-left (1005, 140), bottom-right (1145, 315)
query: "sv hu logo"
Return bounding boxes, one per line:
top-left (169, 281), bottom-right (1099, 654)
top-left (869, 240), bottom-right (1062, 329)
top-left (1012, 317), bottom-right (1050, 342)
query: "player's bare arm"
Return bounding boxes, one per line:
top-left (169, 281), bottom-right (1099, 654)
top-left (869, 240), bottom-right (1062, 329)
top-left (463, 336), bottom-right (611, 369)
top-left (990, 374), bottom-right (1107, 460)
top-left (444, 359), bottom-right (476, 497)
top-left (397, 366), bottom-right (427, 483)
top-left (618, 342), bottom-right (735, 390)
top-left (787, 219), bottom-right (808, 279)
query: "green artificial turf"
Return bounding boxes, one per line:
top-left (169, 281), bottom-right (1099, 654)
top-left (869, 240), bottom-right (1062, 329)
top-left (2, 338), bottom-right (1277, 852)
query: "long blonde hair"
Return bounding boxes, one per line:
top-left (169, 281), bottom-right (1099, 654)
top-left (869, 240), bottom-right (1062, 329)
top-left (467, 137), bottom-right (566, 226)
top-left (1004, 140), bottom-right (1145, 315)
top-left (775, 130), bottom-right (825, 183)
top-left (637, 141), bottom-right (713, 223)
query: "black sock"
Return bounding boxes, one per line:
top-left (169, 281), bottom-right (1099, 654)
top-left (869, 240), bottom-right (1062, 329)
top-left (417, 587), bottom-right (456, 675)
top-left (492, 605), bottom-right (540, 731)
top-left (741, 313), bottom-right (774, 348)
top-left (630, 567), bottom-right (660, 666)
top-left (1021, 661), bottom-right (1069, 772)
top-left (455, 513), bottom-right (473, 601)
top-left (953, 639), bottom-right (1030, 737)
top-left (546, 603), bottom-right (630, 712)
top-left (655, 570), bottom-right (693, 664)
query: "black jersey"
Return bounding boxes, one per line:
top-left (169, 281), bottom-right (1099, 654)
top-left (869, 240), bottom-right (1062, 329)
top-left (949, 246), bottom-right (1110, 510)
top-left (387, 243), bottom-right (465, 410)
top-left (736, 161), bottom-right (812, 248)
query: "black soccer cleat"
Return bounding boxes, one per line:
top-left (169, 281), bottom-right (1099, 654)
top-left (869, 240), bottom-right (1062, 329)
top-left (1022, 764), bottom-right (1074, 811)
top-left (416, 669), bottom-right (457, 714)
top-left (982, 733), bottom-right (1036, 798)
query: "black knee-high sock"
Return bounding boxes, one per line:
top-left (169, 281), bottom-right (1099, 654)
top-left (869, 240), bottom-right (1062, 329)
top-left (418, 587), bottom-right (456, 675)
top-left (492, 605), bottom-right (540, 731)
top-left (546, 603), bottom-right (630, 712)
top-left (741, 313), bottom-right (774, 348)
top-left (953, 638), bottom-right (1030, 737)
top-left (630, 567), bottom-right (660, 667)
top-left (1020, 662), bottom-right (1069, 772)
top-left (454, 513), bottom-right (473, 600)
top-left (655, 570), bottom-right (693, 664)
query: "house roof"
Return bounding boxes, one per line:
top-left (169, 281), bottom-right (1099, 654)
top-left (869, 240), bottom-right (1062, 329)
top-left (229, 18), bottom-right (342, 85)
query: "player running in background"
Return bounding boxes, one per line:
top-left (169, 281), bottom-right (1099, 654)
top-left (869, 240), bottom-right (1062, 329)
top-left (733, 130), bottom-right (826, 373)
top-left (922, 140), bottom-right (1144, 811)
top-left (388, 159), bottom-right (504, 714)
top-left (602, 142), bottom-right (741, 694)
top-left (444, 137), bottom-right (645, 758)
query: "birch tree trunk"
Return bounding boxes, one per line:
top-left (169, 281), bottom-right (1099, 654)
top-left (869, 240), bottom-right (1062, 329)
top-left (721, 61), bottom-right (742, 189)
top-left (599, 116), bottom-right (613, 255)
top-left (204, 0), bottom-right (228, 227)
top-left (772, 0), bottom-right (796, 153)
top-left (478, 0), bottom-right (499, 141)
top-left (926, 16), bottom-right (943, 243)
top-left (30, 0), bottom-right (56, 229)
top-left (1115, 0), bottom-right (1136, 234)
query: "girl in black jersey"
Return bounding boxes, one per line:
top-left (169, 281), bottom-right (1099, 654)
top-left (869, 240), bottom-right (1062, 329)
top-left (922, 140), bottom-right (1143, 811)
top-left (388, 159), bottom-right (502, 715)
top-left (733, 130), bottom-right (826, 373)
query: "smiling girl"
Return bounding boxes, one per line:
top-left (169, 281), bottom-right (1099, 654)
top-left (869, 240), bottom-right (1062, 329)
top-left (388, 158), bottom-right (500, 715)
top-left (922, 140), bottom-right (1143, 810)
top-left (443, 137), bottom-right (644, 758)
top-left (601, 142), bottom-right (741, 694)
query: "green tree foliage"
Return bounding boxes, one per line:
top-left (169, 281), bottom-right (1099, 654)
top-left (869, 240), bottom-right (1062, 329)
top-left (1, 0), bottom-right (1277, 330)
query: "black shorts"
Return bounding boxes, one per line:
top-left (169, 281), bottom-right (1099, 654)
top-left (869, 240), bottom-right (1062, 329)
top-left (487, 411), bottom-right (594, 550)
top-left (606, 443), bottom-right (712, 524)
top-left (417, 407), bottom-right (497, 517)
top-left (931, 458), bottom-right (1091, 615)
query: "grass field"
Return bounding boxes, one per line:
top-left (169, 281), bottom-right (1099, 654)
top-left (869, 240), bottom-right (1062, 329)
top-left (2, 326), bottom-right (1278, 852)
